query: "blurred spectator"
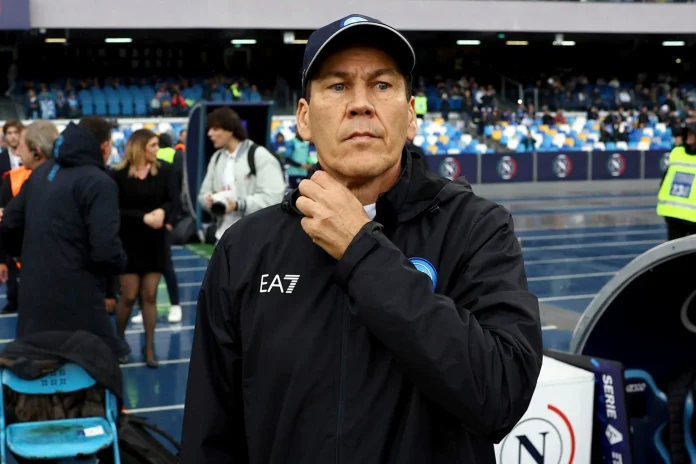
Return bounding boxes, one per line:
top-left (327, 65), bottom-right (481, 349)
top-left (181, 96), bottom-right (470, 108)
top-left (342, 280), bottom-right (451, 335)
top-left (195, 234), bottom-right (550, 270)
top-left (197, 107), bottom-right (285, 242)
top-left (0, 117), bottom-right (129, 359)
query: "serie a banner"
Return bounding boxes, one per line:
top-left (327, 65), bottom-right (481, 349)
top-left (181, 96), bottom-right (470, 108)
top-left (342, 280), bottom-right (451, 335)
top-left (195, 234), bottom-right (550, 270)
top-left (424, 150), bottom-right (671, 184)
top-left (425, 154), bottom-right (478, 184)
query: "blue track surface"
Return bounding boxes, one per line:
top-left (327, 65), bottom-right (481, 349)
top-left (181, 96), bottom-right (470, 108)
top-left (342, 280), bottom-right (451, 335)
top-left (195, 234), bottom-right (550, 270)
top-left (0, 188), bottom-right (663, 448)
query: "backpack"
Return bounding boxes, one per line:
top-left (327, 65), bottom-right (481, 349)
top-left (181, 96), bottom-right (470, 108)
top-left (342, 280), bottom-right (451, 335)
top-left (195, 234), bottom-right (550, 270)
top-left (116, 413), bottom-right (180, 463)
top-left (213, 143), bottom-right (284, 178)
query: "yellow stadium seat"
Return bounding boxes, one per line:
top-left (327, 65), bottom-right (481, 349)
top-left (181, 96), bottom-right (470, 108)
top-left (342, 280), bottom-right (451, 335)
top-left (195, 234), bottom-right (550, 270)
top-left (577, 133), bottom-right (587, 141)
top-left (271, 120), bottom-right (281, 131)
top-left (438, 135), bottom-right (450, 144)
top-left (500, 121), bottom-right (509, 127)
top-left (433, 118), bottom-right (445, 126)
top-left (427, 145), bottom-right (438, 154)
top-left (593, 124), bottom-right (600, 131)
top-left (492, 130), bottom-right (502, 141)
top-left (640, 136), bottom-right (651, 145)
top-left (539, 124), bottom-right (549, 133)
top-left (565, 138), bottom-right (575, 147)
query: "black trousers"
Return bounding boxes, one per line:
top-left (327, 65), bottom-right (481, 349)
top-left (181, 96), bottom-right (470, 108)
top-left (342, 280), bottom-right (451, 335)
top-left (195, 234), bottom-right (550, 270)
top-left (5, 255), bottom-right (18, 306)
top-left (162, 231), bottom-right (180, 305)
top-left (665, 217), bottom-right (696, 241)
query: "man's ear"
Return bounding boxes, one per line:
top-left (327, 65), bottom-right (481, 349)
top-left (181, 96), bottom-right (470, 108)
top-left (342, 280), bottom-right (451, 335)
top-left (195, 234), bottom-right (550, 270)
top-left (296, 98), bottom-right (312, 142)
top-left (406, 96), bottom-right (417, 142)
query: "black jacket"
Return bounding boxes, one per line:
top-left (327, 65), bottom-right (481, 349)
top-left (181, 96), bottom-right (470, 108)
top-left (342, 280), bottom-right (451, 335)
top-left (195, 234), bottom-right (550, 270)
top-left (181, 150), bottom-right (543, 463)
top-left (0, 122), bottom-right (129, 358)
top-left (0, 149), bottom-right (13, 179)
top-left (0, 330), bottom-right (123, 400)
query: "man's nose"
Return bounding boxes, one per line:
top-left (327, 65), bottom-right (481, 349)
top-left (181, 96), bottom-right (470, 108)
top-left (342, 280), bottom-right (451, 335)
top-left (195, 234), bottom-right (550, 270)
top-left (346, 86), bottom-right (375, 117)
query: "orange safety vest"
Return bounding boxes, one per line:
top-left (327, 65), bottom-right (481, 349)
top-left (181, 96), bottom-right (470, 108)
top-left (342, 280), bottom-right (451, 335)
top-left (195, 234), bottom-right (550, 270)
top-left (3, 166), bottom-right (32, 269)
top-left (7, 166), bottom-right (31, 197)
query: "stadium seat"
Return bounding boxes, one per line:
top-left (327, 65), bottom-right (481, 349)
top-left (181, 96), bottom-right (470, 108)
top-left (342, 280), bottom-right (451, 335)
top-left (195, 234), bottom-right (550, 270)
top-left (0, 364), bottom-right (121, 464)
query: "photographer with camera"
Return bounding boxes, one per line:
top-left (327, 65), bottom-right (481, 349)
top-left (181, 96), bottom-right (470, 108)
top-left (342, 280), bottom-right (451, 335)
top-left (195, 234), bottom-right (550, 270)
top-left (197, 107), bottom-right (285, 242)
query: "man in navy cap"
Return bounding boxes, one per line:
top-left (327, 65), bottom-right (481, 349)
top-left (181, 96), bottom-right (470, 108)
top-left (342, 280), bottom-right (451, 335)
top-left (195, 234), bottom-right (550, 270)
top-left (182, 14), bottom-right (542, 463)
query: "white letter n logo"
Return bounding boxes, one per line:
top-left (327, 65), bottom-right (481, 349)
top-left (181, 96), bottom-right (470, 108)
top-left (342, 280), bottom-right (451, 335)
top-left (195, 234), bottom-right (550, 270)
top-left (284, 275), bottom-right (300, 294)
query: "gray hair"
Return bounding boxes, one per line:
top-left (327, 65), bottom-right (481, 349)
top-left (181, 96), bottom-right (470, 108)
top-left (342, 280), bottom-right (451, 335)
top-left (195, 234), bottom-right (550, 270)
top-left (25, 121), bottom-right (59, 159)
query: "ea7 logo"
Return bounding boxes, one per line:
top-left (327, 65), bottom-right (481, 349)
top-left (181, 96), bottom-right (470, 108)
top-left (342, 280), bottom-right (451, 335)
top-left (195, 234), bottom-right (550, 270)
top-left (260, 274), bottom-right (300, 294)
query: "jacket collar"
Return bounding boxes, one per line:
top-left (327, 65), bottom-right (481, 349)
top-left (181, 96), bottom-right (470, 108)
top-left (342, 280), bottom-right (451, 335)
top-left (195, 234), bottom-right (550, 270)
top-left (282, 148), bottom-right (452, 235)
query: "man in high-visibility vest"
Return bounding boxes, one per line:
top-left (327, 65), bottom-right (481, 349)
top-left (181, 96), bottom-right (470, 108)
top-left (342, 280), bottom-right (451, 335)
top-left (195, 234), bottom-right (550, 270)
top-left (657, 121), bottom-right (696, 240)
top-left (0, 121), bottom-right (59, 313)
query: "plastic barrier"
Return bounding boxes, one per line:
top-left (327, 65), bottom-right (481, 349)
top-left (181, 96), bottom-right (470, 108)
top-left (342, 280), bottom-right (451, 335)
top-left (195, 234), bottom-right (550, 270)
top-left (571, 235), bottom-right (696, 462)
top-left (426, 150), bottom-right (670, 184)
top-left (494, 355), bottom-right (594, 464)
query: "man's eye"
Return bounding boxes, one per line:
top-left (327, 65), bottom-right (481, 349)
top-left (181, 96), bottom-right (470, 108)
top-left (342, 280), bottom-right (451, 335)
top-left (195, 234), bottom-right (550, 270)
top-left (376, 82), bottom-right (390, 91)
top-left (332, 83), bottom-right (345, 91)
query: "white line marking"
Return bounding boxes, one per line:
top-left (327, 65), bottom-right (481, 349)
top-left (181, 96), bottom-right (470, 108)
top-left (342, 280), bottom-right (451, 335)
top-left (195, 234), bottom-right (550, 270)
top-left (528, 271), bottom-right (616, 282)
top-left (175, 266), bottom-right (208, 272)
top-left (522, 239), bottom-right (661, 252)
top-left (0, 300), bottom-right (199, 320)
top-left (0, 324), bottom-right (195, 344)
top-left (524, 254), bottom-right (639, 265)
top-left (121, 358), bottom-right (190, 369)
top-left (172, 255), bottom-right (205, 261)
top-left (158, 282), bottom-right (201, 288)
top-left (125, 404), bottom-right (185, 414)
top-left (541, 325), bottom-right (558, 331)
top-left (520, 229), bottom-right (663, 241)
top-left (539, 294), bottom-right (596, 302)
top-left (515, 223), bottom-right (664, 233)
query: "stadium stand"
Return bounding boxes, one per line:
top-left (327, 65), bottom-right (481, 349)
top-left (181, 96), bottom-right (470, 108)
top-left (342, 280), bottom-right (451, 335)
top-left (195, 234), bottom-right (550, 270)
top-left (13, 77), bottom-right (268, 120)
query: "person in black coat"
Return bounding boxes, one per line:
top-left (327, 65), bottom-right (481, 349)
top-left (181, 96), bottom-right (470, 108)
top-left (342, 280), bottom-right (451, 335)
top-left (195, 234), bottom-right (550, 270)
top-left (0, 117), bottom-right (129, 359)
top-left (111, 129), bottom-right (179, 368)
top-left (0, 120), bottom-right (24, 314)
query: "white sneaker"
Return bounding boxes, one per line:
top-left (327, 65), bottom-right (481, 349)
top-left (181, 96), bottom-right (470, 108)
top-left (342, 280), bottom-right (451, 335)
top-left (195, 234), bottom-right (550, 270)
top-left (168, 305), bottom-right (182, 323)
top-left (131, 312), bottom-right (143, 324)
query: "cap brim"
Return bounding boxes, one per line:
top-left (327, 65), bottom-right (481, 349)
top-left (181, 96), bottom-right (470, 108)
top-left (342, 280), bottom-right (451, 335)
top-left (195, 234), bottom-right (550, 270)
top-left (303, 22), bottom-right (415, 87)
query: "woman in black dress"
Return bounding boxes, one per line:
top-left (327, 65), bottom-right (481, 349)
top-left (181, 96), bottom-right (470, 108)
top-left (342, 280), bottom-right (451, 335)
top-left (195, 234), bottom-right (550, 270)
top-left (111, 129), bottom-right (178, 367)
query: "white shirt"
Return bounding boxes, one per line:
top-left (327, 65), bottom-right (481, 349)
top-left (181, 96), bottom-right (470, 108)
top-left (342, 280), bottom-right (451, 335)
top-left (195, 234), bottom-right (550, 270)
top-left (8, 148), bottom-right (21, 170)
top-left (216, 146), bottom-right (243, 241)
top-left (364, 203), bottom-right (376, 220)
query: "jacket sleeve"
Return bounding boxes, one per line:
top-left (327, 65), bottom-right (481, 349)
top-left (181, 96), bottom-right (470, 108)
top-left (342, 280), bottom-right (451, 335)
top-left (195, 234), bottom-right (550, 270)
top-left (197, 153), bottom-right (218, 211)
top-left (181, 241), bottom-right (248, 463)
top-left (333, 204), bottom-right (543, 442)
top-left (0, 181), bottom-right (27, 258)
top-left (237, 147), bottom-right (285, 216)
top-left (0, 176), bottom-right (13, 208)
top-left (82, 175), bottom-right (127, 275)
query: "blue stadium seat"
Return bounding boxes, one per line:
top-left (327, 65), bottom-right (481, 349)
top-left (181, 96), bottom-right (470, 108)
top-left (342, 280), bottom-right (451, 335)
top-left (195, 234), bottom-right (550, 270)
top-left (0, 364), bottom-right (121, 464)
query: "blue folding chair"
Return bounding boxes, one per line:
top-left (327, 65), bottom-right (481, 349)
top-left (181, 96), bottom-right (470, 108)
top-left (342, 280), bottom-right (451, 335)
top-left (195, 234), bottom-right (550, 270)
top-left (0, 363), bottom-right (120, 464)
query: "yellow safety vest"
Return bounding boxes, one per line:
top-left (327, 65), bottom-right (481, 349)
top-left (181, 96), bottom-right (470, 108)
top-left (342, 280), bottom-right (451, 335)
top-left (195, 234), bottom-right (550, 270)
top-left (657, 146), bottom-right (696, 223)
top-left (414, 96), bottom-right (428, 115)
top-left (157, 147), bottom-right (176, 164)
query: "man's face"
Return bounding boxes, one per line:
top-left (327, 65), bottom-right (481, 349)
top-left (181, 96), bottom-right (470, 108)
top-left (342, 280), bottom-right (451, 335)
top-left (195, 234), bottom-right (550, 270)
top-left (687, 132), bottom-right (696, 146)
top-left (296, 46), bottom-right (416, 183)
top-left (16, 130), bottom-right (33, 167)
top-left (180, 130), bottom-right (187, 143)
top-left (207, 127), bottom-right (234, 149)
top-left (4, 127), bottom-right (20, 150)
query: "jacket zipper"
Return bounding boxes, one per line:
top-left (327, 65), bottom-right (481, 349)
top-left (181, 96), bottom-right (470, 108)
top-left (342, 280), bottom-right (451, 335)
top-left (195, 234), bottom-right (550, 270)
top-left (336, 301), bottom-right (349, 464)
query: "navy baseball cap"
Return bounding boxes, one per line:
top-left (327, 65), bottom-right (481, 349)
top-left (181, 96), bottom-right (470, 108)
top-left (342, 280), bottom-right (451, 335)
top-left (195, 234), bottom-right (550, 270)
top-left (301, 14), bottom-right (416, 97)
